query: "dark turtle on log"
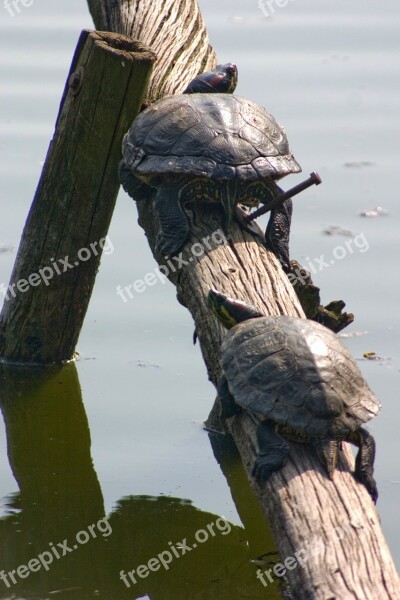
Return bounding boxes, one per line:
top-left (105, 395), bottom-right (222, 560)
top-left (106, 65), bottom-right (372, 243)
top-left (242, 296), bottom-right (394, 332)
top-left (183, 63), bottom-right (238, 94)
top-left (119, 64), bottom-right (301, 267)
top-left (208, 289), bottom-right (381, 503)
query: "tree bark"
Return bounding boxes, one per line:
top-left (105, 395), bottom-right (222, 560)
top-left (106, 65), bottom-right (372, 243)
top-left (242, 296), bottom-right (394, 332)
top-left (86, 0), bottom-right (217, 101)
top-left (139, 204), bottom-right (400, 599)
top-left (0, 30), bottom-right (155, 364)
top-left (89, 2), bottom-right (399, 598)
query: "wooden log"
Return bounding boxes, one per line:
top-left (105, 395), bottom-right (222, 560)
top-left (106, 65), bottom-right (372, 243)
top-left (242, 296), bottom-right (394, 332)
top-left (87, 0), bottom-right (217, 99)
top-left (0, 30), bottom-right (156, 364)
top-left (88, 1), bottom-right (400, 597)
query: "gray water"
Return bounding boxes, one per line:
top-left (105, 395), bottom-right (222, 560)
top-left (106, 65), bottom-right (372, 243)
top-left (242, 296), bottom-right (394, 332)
top-left (0, 0), bottom-right (399, 597)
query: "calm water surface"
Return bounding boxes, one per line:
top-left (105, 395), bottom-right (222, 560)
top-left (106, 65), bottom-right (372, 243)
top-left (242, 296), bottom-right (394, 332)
top-left (0, 0), bottom-right (399, 597)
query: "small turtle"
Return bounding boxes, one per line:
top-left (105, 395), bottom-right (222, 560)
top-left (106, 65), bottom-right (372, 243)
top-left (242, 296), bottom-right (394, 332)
top-left (119, 65), bottom-right (300, 267)
top-left (183, 63), bottom-right (238, 94)
top-left (208, 289), bottom-right (381, 502)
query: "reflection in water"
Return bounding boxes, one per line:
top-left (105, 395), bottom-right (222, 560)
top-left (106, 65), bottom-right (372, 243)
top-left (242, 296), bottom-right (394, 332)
top-left (0, 362), bottom-right (106, 598)
top-left (0, 364), bottom-right (284, 599)
top-left (209, 431), bottom-right (279, 558)
top-left (105, 494), bottom-right (278, 599)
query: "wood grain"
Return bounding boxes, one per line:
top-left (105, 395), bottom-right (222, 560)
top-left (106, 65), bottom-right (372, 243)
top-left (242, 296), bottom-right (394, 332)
top-left (87, 1), bottom-right (399, 597)
top-left (0, 31), bottom-right (155, 363)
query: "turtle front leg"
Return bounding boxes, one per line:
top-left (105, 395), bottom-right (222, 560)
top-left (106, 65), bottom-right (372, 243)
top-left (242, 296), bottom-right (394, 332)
top-left (348, 427), bottom-right (378, 503)
top-left (154, 186), bottom-right (190, 257)
top-left (252, 420), bottom-right (290, 482)
top-left (265, 197), bottom-right (293, 272)
top-left (217, 376), bottom-right (242, 420)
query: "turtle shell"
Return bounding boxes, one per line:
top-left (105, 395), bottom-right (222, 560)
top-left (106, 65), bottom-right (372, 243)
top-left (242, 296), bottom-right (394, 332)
top-left (122, 94), bottom-right (301, 182)
top-left (221, 316), bottom-right (380, 438)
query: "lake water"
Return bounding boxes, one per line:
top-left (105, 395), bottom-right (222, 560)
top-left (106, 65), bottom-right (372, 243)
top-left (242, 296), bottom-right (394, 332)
top-left (0, 0), bottom-right (399, 597)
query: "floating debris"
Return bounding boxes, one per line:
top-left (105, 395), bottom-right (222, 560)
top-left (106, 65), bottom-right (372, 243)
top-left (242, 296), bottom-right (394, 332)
top-left (323, 225), bottom-right (355, 237)
top-left (360, 206), bottom-right (389, 217)
top-left (67, 352), bottom-right (95, 362)
top-left (230, 15), bottom-right (245, 23)
top-left (339, 330), bottom-right (368, 338)
top-left (135, 359), bottom-right (161, 369)
top-left (363, 351), bottom-right (379, 360)
top-left (344, 161), bottom-right (376, 168)
top-left (0, 243), bottom-right (13, 254)
top-left (49, 587), bottom-right (82, 595)
top-left (362, 351), bottom-right (392, 364)
top-left (251, 549), bottom-right (280, 567)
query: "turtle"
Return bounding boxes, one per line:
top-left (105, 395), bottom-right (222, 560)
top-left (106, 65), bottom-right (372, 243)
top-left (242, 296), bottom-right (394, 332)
top-left (207, 289), bottom-right (381, 503)
top-left (183, 63), bottom-right (238, 94)
top-left (119, 65), bottom-right (301, 268)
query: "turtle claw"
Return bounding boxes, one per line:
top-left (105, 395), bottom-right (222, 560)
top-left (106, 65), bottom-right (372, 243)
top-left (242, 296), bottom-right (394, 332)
top-left (217, 377), bottom-right (241, 420)
top-left (354, 472), bottom-right (378, 504)
top-left (156, 230), bottom-right (188, 258)
top-left (251, 458), bottom-right (275, 483)
top-left (252, 451), bottom-right (288, 483)
top-left (252, 421), bottom-right (290, 484)
top-left (154, 187), bottom-right (190, 258)
top-left (349, 427), bottom-right (378, 504)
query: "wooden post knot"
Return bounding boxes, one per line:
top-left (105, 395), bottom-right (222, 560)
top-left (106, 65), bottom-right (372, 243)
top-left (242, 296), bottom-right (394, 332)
top-left (68, 66), bottom-right (84, 96)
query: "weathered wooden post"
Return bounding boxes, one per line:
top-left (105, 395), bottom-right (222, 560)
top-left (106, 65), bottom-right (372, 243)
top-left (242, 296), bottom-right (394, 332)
top-left (0, 30), bottom-right (155, 364)
top-left (87, 0), bottom-right (399, 598)
top-left (86, 0), bottom-right (217, 101)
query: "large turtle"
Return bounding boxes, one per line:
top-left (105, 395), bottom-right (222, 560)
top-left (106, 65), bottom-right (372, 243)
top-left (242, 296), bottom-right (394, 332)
top-left (208, 289), bottom-right (381, 502)
top-left (119, 65), bottom-right (301, 268)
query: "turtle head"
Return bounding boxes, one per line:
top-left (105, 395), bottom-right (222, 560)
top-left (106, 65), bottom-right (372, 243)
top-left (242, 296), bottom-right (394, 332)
top-left (208, 289), bottom-right (263, 329)
top-left (183, 63), bottom-right (238, 94)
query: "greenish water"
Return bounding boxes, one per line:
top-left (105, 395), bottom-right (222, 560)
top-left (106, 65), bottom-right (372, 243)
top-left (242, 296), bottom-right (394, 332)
top-left (0, 0), bottom-right (399, 597)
